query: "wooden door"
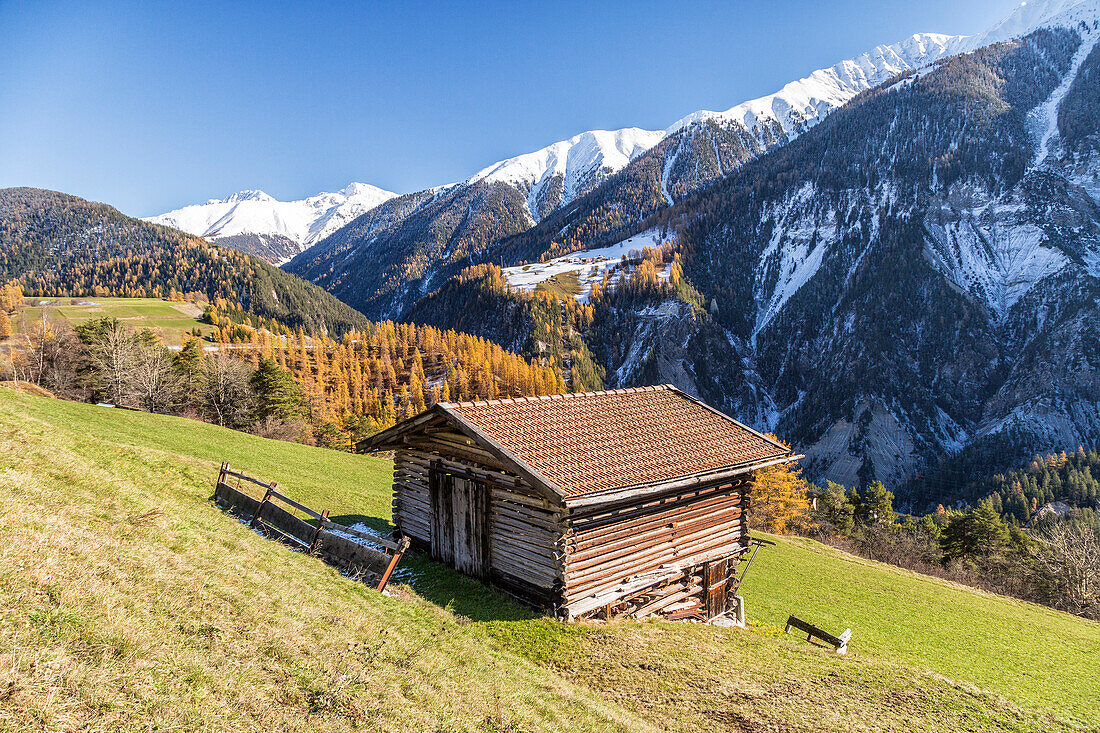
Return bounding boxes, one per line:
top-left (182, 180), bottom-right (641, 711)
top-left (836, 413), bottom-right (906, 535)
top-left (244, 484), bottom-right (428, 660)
top-left (451, 477), bottom-right (489, 578)
top-left (703, 558), bottom-right (730, 620)
top-left (429, 469), bottom-right (454, 564)
top-left (429, 470), bottom-right (489, 579)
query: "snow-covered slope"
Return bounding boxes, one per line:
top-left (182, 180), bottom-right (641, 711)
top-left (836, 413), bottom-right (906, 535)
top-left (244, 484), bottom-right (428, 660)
top-left (145, 182), bottom-right (396, 263)
top-left (469, 128), bottom-right (665, 223)
top-left (461, 32), bottom-right (975, 223)
top-left (668, 33), bottom-right (970, 141)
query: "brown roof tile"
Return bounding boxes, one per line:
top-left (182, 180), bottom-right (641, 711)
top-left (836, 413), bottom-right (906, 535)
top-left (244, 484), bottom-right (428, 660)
top-left (440, 385), bottom-right (789, 497)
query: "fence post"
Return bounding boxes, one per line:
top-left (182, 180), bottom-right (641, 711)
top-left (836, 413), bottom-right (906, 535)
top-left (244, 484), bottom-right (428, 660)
top-left (309, 509), bottom-right (329, 553)
top-left (376, 536), bottom-right (411, 592)
top-left (250, 483), bottom-right (275, 529)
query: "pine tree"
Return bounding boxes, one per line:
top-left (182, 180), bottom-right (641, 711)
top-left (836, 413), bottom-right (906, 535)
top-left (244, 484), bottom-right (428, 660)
top-left (173, 337), bottom-right (204, 400)
top-left (250, 357), bottom-right (303, 421)
top-left (854, 481), bottom-right (895, 525)
top-left (940, 500), bottom-right (1011, 562)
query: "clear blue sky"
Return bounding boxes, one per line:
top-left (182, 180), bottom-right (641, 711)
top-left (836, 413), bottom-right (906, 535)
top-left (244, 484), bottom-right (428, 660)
top-left (0, 0), bottom-right (1017, 216)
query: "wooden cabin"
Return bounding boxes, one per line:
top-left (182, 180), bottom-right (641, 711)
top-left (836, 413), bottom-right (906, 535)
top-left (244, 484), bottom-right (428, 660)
top-left (359, 385), bottom-right (797, 621)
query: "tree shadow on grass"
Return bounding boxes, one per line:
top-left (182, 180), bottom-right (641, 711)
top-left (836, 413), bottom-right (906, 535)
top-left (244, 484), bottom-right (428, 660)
top-left (328, 514), bottom-right (392, 534)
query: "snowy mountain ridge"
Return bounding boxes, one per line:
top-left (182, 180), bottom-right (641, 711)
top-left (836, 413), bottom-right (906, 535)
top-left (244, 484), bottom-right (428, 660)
top-left (152, 0), bottom-right (1098, 262)
top-left (144, 182), bottom-right (397, 262)
top-left (448, 0), bottom-right (1100, 222)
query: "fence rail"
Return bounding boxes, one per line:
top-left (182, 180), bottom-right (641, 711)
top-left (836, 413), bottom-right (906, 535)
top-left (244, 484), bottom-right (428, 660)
top-left (213, 462), bottom-right (409, 592)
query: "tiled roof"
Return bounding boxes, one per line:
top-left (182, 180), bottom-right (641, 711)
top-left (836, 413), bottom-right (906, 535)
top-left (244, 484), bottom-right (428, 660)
top-left (440, 385), bottom-right (790, 498)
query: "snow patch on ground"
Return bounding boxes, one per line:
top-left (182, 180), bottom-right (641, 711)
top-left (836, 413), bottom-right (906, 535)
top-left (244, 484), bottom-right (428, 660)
top-left (1029, 26), bottom-right (1099, 168)
top-left (753, 184), bottom-right (839, 340)
top-left (502, 229), bottom-right (672, 302)
top-left (344, 522), bottom-right (421, 584)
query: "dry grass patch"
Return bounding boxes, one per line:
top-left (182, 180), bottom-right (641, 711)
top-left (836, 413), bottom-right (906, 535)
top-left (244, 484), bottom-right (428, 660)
top-left (0, 393), bottom-right (641, 732)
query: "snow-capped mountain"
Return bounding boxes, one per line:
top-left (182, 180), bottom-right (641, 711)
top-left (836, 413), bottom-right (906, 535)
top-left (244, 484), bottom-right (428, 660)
top-left (468, 128), bottom-right (665, 223)
top-left (145, 182), bottom-right (396, 264)
top-left (285, 20), bottom-right (994, 316)
top-left (166, 9), bottom-right (1002, 268)
top-left (292, 0), bottom-right (1100, 504)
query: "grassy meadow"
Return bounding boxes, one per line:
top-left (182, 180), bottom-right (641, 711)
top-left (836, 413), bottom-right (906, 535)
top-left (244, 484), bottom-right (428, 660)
top-left (1, 388), bottom-right (1097, 732)
top-left (12, 296), bottom-right (215, 343)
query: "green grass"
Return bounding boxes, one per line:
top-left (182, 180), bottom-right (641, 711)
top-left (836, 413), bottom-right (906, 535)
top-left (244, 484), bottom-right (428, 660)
top-left (0, 390), bottom-right (636, 732)
top-left (14, 297), bottom-right (215, 343)
top-left (1, 389), bottom-right (1098, 732)
top-left (533, 270), bottom-right (583, 300)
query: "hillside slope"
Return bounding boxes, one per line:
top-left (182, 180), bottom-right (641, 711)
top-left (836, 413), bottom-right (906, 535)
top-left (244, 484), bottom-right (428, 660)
top-left (1, 389), bottom-right (1096, 731)
top-left (0, 188), bottom-right (372, 336)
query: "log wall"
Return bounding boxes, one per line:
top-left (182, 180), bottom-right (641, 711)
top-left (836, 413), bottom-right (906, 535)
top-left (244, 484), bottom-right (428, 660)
top-left (391, 444), bottom-right (565, 601)
top-left (389, 436), bottom-right (753, 619)
top-left (560, 479), bottom-right (749, 618)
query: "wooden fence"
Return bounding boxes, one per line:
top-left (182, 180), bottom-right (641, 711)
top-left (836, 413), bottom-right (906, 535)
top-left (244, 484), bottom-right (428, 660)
top-left (213, 463), bottom-right (410, 591)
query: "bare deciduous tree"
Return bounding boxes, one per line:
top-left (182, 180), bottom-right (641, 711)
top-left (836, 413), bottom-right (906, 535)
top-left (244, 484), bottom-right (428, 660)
top-left (202, 351), bottom-right (254, 428)
top-left (84, 319), bottom-right (141, 405)
top-left (130, 345), bottom-right (182, 413)
top-left (1031, 522), bottom-right (1100, 619)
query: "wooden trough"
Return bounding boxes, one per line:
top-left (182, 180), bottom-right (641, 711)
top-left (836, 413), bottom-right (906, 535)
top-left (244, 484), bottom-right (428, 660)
top-left (213, 463), bottom-right (409, 591)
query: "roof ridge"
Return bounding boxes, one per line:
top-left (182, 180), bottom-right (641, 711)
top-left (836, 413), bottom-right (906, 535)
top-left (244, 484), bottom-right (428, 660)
top-left (439, 383), bottom-right (676, 409)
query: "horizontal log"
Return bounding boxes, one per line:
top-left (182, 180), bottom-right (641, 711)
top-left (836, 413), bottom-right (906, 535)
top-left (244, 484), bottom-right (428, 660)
top-left (562, 546), bottom-right (745, 617)
top-left (221, 468), bottom-right (273, 490)
top-left (565, 516), bottom-right (744, 576)
top-left (489, 535), bottom-right (562, 571)
top-left (567, 498), bottom-right (742, 556)
top-left (567, 510), bottom-right (743, 568)
top-left (423, 429), bottom-right (478, 444)
top-left (490, 508), bottom-right (562, 536)
top-left (491, 556), bottom-right (558, 585)
top-left (565, 522), bottom-right (742, 587)
top-left (489, 568), bottom-right (559, 599)
top-left (564, 571), bottom-right (684, 618)
top-left (562, 532), bottom-right (745, 602)
top-left (489, 526), bottom-right (559, 553)
top-left (403, 451), bottom-right (529, 490)
top-left (404, 439), bottom-right (500, 468)
top-left (395, 469), bottom-right (429, 485)
top-left (491, 497), bottom-right (562, 522)
top-left (490, 488), bottom-right (555, 511)
top-left (568, 483), bottom-right (741, 529)
top-left (632, 584), bottom-right (703, 619)
top-left (394, 516), bottom-right (429, 537)
top-left (394, 486), bottom-right (430, 507)
top-left (395, 464), bottom-right (430, 482)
